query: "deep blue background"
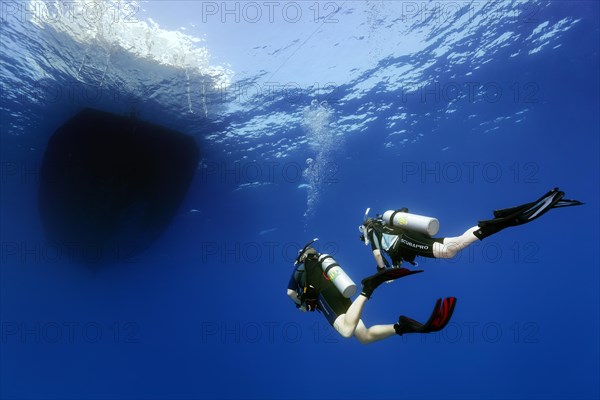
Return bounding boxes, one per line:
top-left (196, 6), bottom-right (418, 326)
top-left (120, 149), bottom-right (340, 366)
top-left (1, 1), bottom-right (599, 399)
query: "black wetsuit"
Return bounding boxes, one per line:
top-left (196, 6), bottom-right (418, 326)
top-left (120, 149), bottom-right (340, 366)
top-left (367, 225), bottom-right (444, 266)
top-left (288, 258), bottom-right (351, 326)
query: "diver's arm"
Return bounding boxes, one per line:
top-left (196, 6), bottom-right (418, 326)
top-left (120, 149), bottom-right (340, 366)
top-left (287, 289), bottom-right (307, 312)
top-left (287, 289), bottom-right (302, 305)
top-left (372, 249), bottom-right (387, 270)
top-left (368, 230), bottom-right (387, 269)
top-left (287, 267), bottom-right (304, 306)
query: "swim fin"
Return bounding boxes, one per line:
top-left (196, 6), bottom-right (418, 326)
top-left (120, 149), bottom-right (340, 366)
top-left (360, 268), bottom-right (423, 299)
top-left (474, 188), bottom-right (582, 240)
top-left (549, 198), bottom-right (584, 209)
top-left (394, 297), bottom-right (457, 335)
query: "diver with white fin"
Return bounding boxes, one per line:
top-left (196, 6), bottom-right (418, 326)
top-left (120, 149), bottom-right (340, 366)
top-left (359, 188), bottom-right (583, 271)
top-left (287, 239), bottom-right (456, 343)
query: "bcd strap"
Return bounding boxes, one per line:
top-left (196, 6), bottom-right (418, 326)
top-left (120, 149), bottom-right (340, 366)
top-left (319, 255), bottom-right (341, 275)
top-left (388, 208), bottom-right (408, 225)
top-left (389, 210), bottom-right (400, 225)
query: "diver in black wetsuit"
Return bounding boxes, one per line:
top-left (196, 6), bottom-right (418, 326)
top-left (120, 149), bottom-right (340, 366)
top-left (287, 246), bottom-right (456, 344)
top-left (360, 188), bottom-right (583, 271)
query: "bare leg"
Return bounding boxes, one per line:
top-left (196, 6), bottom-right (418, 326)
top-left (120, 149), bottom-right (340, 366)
top-left (432, 226), bottom-right (479, 258)
top-left (332, 270), bottom-right (413, 342)
top-left (332, 295), bottom-right (368, 338)
top-left (353, 320), bottom-right (396, 344)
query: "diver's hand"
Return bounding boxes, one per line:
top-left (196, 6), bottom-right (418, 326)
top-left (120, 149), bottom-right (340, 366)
top-left (305, 298), bottom-right (318, 311)
top-left (296, 304), bottom-right (307, 312)
top-left (303, 285), bottom-right (318, 312)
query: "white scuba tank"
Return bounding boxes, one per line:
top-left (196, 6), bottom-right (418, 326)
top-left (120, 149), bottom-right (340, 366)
top-left (382, 210), bottom-right (440, 236)
top-left (318, 254), bottom-right (357, 298)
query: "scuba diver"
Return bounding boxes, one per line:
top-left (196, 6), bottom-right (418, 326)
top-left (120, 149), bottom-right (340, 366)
top-left (359, 187), bottom-right (583, 271)
top-left (287, 239), bottom-right (456, 344)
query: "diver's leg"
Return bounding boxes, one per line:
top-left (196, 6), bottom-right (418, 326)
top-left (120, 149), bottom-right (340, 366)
top-left (332, 295), bottom-right (368, 338)
top-left (334, 269), bottom-right (424, 338)
top-left (432, 226), bottom-right (479, 258)
top-left (353, 320), bottom-right (396, 344)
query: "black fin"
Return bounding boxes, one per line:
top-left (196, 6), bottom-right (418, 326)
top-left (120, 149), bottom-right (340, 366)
top-left (552, 198), bottom-right (584, 208)
top-left (395, 297), bottom-right (457, 335)
top-left (511, 189), bottom-right (564, 223)
top-left (475, 188), bottom-right (581, 239)
top-left (492, 188), bottom-right (560, 219)
top-left (360, 268), bottom-right (423, 299)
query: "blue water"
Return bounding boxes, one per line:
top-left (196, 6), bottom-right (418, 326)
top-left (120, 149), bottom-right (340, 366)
top-left (1, 1), bottom-right (599, 399)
